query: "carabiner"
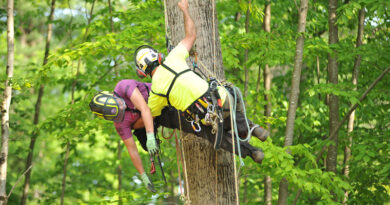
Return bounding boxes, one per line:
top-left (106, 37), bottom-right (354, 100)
top-left (207, 104), bottom-right (215, 113)
top-left (191, 120), bottom-right (201, 132)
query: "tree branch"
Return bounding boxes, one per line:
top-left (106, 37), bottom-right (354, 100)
top-left (315, 66), bottom-right (390, 163)
top-left (8, 165), bottom-right (33, 199)
top-left (293, 66), bottom-right (390, 204)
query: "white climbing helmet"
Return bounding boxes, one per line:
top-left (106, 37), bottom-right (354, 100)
top-left (134, 45), bottom-right (163, 78)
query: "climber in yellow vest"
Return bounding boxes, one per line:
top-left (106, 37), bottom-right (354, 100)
top-left (134, 0), bottom-right (269, 163)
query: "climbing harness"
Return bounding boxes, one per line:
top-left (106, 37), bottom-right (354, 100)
top-left (150, 62), bottom-right (224, 149)
top-left (150, 63), bottom-right (192, 107)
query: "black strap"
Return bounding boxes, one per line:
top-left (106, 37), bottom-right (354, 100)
top-left (113, 91), bottom-right (121, 98)
top-left (151, 90), bottom-right (167, 98)
top-left (150, 63), bottom-right (192, 106)
top-left (144, 84), bottom-right (150, 96)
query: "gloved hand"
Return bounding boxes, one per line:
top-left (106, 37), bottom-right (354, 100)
top-left (140, 172), bottom-right (156, 193)
top-left (146, 132), bottom-right (158, 155)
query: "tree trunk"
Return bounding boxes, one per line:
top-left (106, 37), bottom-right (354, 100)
top-left (294, 66), bottom-right (390, 204)
top-left (263, 1), bottom-right (272, 204)
top-left (108, 0), bottom-right (115, 33)
top-left (343, 8), bottom-right (365, 204)
top-left (0, 0), bottom-right (14, 203)
top-left (19, 26), bottom-right (27, 48)
top-left (277, 0), bottom-right (308, 204)
top-left (20, 1), bottom-right (56, 204)
top-left (165, 0), bottom-right (236, 204)
top-left (243, 174), bottom-right (248, 203)
top-left (243, 0), bottom-right (251, 98)
top-left (60, 2), bottom-right (95, 203)
top-left (235, 0), bottom-right (241, 21)
top-left (117, 140), bottom-right (122, 205)
top-left (316, 56), bottom-right (321, 100)
top-left (107, 1), bottom-right (122, 203)
top-left (326, 0), bottom-right (340, 174)
top-left (60, 142), bottom-right (70, 205)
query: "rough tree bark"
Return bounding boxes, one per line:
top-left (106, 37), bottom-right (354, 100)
top-left (164, 0), bottom-right (237, 204)
top-left (326, 0), bottom-right (340, 174)
top-left (0, 0), bottom-right (14, 204)
top-left (343, 8), bottom-right (365, 204)
top-left (20, 1), bottom-right (56, 204)
top-left (277, 0), bottom-right (308, 204)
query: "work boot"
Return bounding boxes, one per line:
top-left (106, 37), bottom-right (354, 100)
top-left (252, 126), bottom-right (269, 142)
top-left (251, 150), bottom-right (264, 164)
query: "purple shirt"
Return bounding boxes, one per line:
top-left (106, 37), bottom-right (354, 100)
top-left (113, 80), bottom-right (151, 141)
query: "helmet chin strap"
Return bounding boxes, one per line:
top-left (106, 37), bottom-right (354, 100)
top-left (134, 45), bottom-right (164, 79)
top-left (150, 66), bottom-right (158, 77)
top-left (147, 61), bottom-right (160, 76)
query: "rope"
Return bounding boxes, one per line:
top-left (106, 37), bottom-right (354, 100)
top-left (215, 152), bottom-right (218, 205)
top-left (198, 55), bottom-right (260, 204)
top-left (232, 86), bottom-right (258, 143)
top-left (227, 88), bottom-right (240, 205)
top-left (161, 126), bottom-right (175, 140)
top-left (178, 112), bottom-right (191, 204)
top-left (163, 0), bottom-right (169, 38)
top-left (174, 129), bottom-right (185, 199)
top-left (212, 0), bottom-right (217, 75)
top-left (211, 1), bottom-right (238, 202)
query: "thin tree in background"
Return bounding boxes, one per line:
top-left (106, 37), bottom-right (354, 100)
top-left (243, 0), bottom-right (251, 98)
top-left (343, 8), bottom-right (365, 204)
top-left (326, 0), bottom-right (340, 175)
top-left (107, 0), bottom-right (123, 203)
top-left (20, 0), bottom-right (56, 204)
top-left (61, 1), bottom-right (95, 204)
top-left (235, 0), bottom-right (241, 21)
top-left (263, 1), bottom-right (272, 204)
top-left (277, 0), bottom-right (308, 204)
top-left (0, 0), bottom-right (14, 203)
top-left (165, 0), bottom-right (236, 203)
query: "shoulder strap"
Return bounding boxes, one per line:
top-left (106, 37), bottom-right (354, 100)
top-left (144, 84), bottom-right (150, 96)
top-left (150, 64), bottom-right (191, 106)
top-left (151, 90), bottom-right (167, 98)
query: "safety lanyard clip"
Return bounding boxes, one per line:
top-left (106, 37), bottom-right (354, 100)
top-left (191, 120), bottom-right (201, 132)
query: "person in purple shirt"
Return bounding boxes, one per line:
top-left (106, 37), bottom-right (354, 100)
top-left (99, 79), bottom-right (157, 192)
top-left (90, 80), bottom-right (265, 193)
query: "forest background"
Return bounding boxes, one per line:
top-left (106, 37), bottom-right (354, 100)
top-left (0, 0), bottom-right (389, 204)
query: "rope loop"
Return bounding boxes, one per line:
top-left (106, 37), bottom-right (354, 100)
top-left (161, 126), bottom-right (175, 140)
